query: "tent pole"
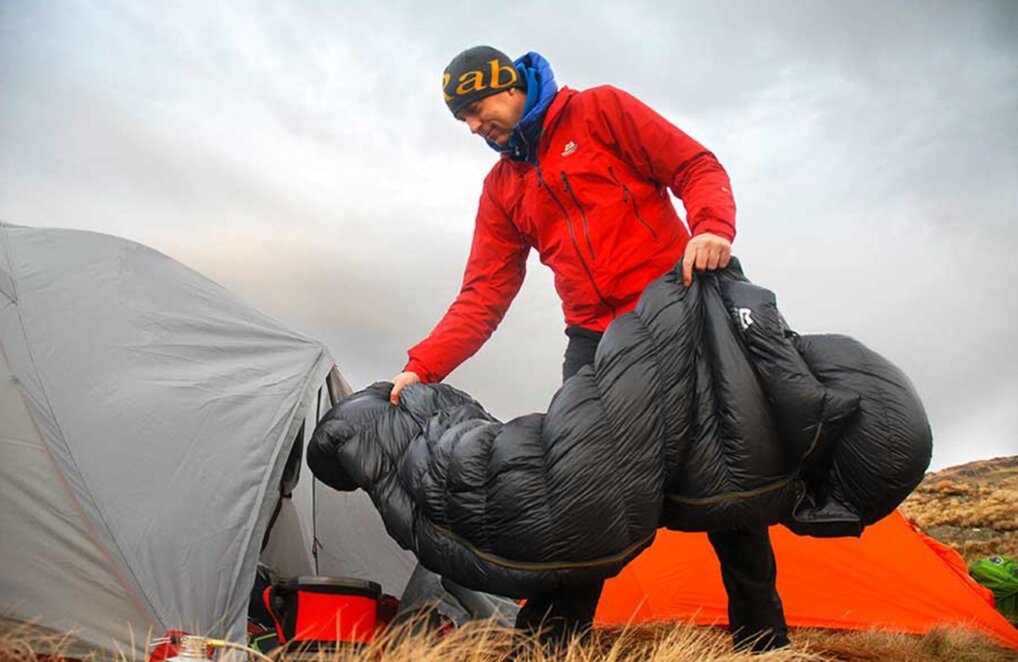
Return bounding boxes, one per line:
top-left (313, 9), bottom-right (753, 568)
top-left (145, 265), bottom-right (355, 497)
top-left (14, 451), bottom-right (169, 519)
top-left (311, 386), bottom-right (323, 575)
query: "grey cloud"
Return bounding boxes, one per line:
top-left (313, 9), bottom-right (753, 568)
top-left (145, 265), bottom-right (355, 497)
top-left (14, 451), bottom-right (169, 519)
top-left (2, 0), bottom-right (1015, 469)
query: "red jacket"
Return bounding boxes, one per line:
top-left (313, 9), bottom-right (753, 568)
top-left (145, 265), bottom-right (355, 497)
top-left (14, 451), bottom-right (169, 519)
top-left (405, 85), bottom-right (736, 383)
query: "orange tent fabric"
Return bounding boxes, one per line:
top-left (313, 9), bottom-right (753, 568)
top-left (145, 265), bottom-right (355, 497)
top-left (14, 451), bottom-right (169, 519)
top-left (597, 511), bottom-right (1018, 648)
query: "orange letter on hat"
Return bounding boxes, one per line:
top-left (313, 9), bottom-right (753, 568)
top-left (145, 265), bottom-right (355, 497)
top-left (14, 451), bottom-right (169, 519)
top-left (456, 70), bottom-right (486, 95)
top-left (443, 72), bottom-right (453, 101)
top-left (490, 58), bottom-right (517, 89)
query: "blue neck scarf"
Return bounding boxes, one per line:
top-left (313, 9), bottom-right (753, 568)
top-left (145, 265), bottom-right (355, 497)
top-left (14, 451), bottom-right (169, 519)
top-left (487, 52), bottom-right (558, 163)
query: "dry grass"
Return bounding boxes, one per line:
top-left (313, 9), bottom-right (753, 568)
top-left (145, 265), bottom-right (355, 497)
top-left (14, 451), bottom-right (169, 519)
top-left (788, 627), bottom-right (1015, 662)
top-left (6, 458), bottom-right (1016, 661)
top-left (899, 456), bottom-right (1018, 564)
top-left (905, 481), bottom-right (1018, 530)
top-left (3, 618), bottom-right (1015, 662)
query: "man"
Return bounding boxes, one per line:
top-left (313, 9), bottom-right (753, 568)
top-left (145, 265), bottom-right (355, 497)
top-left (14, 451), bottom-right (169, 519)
top-left (389, 46), bottom-right (789, 653)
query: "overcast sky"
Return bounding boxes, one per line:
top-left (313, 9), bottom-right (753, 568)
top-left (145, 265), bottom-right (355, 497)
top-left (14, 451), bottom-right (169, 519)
top-left (2, 1), bottom-right (1015, 471)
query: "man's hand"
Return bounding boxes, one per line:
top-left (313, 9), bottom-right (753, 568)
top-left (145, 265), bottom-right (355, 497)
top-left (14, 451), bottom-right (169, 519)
top-left (390, 371), bottom-right (421, 405)
top-left (682, 233), bottom-right (732, 287)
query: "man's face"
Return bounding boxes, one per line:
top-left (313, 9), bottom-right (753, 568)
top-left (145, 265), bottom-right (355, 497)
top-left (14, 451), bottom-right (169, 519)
top-left (455, 88), bottom-right (525, 147)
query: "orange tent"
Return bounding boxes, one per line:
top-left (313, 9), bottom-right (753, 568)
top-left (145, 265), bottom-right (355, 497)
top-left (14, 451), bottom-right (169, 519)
top-left (597, 511), bottom-right (1018, 648)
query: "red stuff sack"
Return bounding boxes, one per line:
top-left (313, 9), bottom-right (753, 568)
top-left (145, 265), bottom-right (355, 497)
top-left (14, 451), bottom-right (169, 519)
top-left (263, 576), bottom-right (382, 652)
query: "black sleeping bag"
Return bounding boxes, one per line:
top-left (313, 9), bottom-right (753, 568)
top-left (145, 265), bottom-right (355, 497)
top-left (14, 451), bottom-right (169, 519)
top-left (308, 258), bottom-right (932, 597)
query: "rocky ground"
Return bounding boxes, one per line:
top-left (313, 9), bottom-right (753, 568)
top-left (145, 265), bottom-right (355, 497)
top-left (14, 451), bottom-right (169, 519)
top-left (899, 455), bottom-right (1018, 565)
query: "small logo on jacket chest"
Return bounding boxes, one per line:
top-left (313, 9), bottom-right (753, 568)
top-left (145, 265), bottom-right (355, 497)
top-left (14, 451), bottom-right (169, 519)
top-left (561, 141), bottom-right (578, 157)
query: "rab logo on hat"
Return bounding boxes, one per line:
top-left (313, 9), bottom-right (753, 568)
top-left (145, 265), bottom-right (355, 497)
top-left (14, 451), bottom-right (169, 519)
top-left (443, 46), bottom-right (525, 116)
top-left (443, 59), bottom-right (518, 101)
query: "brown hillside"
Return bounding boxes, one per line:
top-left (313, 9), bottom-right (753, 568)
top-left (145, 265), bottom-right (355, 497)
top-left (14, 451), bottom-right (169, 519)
top-left (899, 455), bottom-right (1018, 565)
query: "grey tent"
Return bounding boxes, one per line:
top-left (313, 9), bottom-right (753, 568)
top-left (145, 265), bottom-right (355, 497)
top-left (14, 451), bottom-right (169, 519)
top-left (0, 223), bottom-right (417, 657)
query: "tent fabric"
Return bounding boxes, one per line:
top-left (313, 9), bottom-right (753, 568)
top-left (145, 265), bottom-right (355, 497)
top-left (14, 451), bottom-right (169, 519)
top-left (0, 224), bottom-right (336, 656)
top-left (597, 511), bottom-right (1018, 648)
top-left (297, 488), bottom-right (419, 595)
top-left (0, 346), bottom-right (150, 653)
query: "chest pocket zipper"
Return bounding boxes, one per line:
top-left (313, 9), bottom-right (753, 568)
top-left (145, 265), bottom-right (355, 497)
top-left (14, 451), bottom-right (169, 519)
top-left (607, 166), bottom-right (659, 242)
top-left (534, 165), bottom-right (616, 317)
top-left (559, 171), bottom-right (596, 261)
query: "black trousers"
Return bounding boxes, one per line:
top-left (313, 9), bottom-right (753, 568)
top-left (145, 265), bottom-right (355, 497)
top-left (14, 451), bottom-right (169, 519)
top-left (515, 327), bottom-right (789, 652)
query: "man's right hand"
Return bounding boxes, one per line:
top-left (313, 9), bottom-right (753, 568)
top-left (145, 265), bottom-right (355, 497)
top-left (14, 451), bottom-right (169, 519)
top-left (390, 371), bottom-right (421, 405)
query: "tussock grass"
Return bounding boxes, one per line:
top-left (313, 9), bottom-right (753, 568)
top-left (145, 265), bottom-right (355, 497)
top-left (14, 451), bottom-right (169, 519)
top-left (3, 618), bottom-right (1015, 662)
top-left (1, 621), bottom-right (81, 662)
top-left (790, 626), bottom-right (1014, 662)
top-left (900, 456), bottom-right (1018, 564)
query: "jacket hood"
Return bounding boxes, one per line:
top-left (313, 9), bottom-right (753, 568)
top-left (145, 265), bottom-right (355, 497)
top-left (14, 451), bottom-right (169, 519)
top-left (489, 51), bottom-right (558, 163)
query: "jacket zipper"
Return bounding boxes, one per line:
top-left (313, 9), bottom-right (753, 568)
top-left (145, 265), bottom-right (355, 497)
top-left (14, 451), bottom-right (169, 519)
top-left (534, 164), bottom-right (616, 317)
top-left (607, 166), bottom-right (659, 241)
top-left (559, 171), bottom-right (596, 261)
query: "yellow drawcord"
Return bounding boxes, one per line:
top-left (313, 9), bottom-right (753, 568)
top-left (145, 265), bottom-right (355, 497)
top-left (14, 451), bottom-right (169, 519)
top-left (205, 638), bottom-right (275, 662)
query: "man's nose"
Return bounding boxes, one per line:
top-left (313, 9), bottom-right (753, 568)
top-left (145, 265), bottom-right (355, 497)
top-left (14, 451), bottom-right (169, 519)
top-left (466, 117), bottom-right (483, 134)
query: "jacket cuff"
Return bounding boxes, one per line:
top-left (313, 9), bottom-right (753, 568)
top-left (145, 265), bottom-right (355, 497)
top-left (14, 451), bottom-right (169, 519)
top-left (403, 359), bottom-right (440, 384)
top-left (692, 218), bottom-right (736, 243)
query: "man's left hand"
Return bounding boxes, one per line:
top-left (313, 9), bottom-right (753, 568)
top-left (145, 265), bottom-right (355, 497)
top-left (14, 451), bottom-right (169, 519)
top-left (682, 233), bottom-right (732, 287)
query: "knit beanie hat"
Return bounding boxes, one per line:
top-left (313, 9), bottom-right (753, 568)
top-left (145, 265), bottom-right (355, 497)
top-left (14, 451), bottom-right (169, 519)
top-left (443, 46), bottom-right (526, 117)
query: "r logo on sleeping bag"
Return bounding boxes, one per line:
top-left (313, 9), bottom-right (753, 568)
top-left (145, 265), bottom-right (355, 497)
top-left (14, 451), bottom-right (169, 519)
top-left (738, 308), bottom-right (754, 330)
